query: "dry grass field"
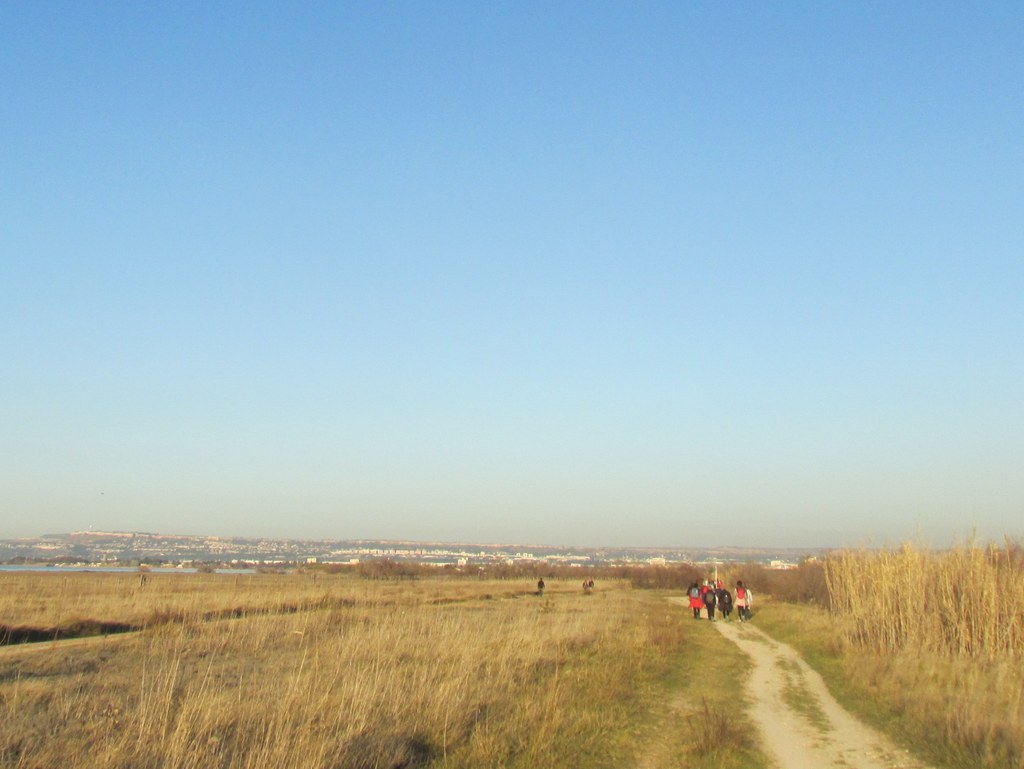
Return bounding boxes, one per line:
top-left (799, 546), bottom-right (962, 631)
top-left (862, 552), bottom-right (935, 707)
top-left (0, 571), bottom-right (359, 632)
top-left (0, 572), bottom-right (763, 769)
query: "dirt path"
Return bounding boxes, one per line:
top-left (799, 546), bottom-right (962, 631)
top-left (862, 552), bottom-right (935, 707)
top-left (713, 618), bottom-right (934, 769)
top-left (0, 632), bottom-right (137, 659)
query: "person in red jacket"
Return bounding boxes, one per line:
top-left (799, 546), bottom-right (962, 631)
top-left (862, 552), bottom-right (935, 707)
top-left (687, 581), bottom-right (702, 619)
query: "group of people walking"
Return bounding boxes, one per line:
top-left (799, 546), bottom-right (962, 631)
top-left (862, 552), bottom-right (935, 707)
top-left (687, 579), bottom-right (752, 622)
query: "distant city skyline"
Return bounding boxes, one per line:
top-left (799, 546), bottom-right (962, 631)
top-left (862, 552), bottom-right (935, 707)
top-left (3, 4), bottom-right (1022, 549)
top-left (0, 529), bottom-right (820, 568)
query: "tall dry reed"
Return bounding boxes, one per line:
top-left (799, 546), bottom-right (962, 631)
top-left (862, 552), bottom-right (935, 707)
top-left (825, 540), bottom-right (1024, 659)
top-left (819, 540), bottom-right (1024, 768)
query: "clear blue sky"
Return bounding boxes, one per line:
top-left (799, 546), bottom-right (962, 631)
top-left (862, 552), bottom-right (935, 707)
top-left (3, 3), bottom-right (1022, 548)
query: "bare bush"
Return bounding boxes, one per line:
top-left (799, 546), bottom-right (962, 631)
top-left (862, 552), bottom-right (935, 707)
top-left (733, 561), bottom-right (830, 606)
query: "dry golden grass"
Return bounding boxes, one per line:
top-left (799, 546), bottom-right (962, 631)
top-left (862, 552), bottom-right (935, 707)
top-left (826, 540), bottom-right (1024, 659)
top-left (0, 571), bottom-right (389, 630)
top-left (2, 574), bottom-right (743, 769)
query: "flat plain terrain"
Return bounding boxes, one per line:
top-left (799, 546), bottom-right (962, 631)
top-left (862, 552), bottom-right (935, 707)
top-left (0, 572), bottom-right (766, 769)
top-left (4, 545), bottom-right (1021, 769)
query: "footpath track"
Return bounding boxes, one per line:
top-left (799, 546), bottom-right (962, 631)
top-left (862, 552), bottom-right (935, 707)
top-left (0, 589), bottom-right (534, 661)
top-left (711, 613), bottom-right (934, 769)
top-left (0, 632), bottom-right (135, 658)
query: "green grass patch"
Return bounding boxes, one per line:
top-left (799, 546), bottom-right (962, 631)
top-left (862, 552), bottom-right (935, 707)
top-left (631, 596), bottom-right (771, 769)
top-left (776, 657), bottom-right (831, 735)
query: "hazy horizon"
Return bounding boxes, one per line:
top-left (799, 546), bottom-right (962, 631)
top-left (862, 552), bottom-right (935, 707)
top-left (7, 524), bottom-right (1018, 555)
top-left (3, 4), bottom-right (1022, 549)
top-left (11, 527), bottom-right (1001, 556)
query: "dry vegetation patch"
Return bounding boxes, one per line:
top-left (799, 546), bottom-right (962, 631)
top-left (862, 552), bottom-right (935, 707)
top-left (0, 574), bottom-right (718, 768)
